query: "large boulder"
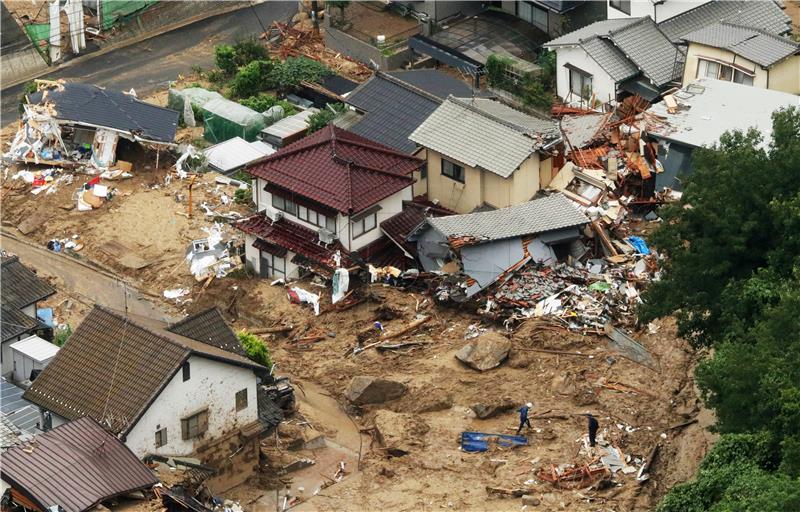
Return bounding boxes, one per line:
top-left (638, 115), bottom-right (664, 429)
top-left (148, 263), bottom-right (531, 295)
top-left (345, 376), bottom-right (406, 405)
top-left (373, 410), bottom-right (429, 456)
top-left (471, 398), bottom-right (516, 419)
top-left (455, 331), bottom-right (512, 371)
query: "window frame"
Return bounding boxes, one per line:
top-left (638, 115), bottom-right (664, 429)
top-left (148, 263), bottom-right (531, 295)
top-left (181, 410), bottom-right (209, 440)
top-left (155, 427), bottom-right (168, 448)
top-left (696, 58), bottom-right (754, 86)
top-left (609, 0), bottom-right (631, 15)
top-left (441, 158), bottom-right (465, 183)
top-left (235, 388), bottom-right (248, 412)
top-left (352, 212), bottom-right (378, 239)
top-left (182, 361), bottom-right (190, 382)
top-left (273, 193), bottom-right (336, 230)
top-left (569, 68), bottom-right (593, 99)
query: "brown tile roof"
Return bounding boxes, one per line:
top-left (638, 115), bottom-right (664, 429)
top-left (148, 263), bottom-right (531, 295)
top-left (247, 125), bottom-right (422, 214)
top-left (380, 200), bottom-right (455, 256)
top-left (24, 306), bottom-right (263, 435)
top-left (0, 304), bottom-right (40, 342)
top-left (168, 307), bottom-right (245, 357)
top-left (0, 416), bottom-right (158, 512)
top-left (1, 255), bottom-right (55, 309)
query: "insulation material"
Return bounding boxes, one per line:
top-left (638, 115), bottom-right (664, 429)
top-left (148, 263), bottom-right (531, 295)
top-left (91, 129), bottom-right (118, 168)
top-left (331, 268), bottom-right (350, 304)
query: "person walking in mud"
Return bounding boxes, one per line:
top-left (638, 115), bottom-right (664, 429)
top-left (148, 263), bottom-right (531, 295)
top-left (516, 402), bottom-right (533, 435)
top-left (586, 413), bottom-right (599, 447)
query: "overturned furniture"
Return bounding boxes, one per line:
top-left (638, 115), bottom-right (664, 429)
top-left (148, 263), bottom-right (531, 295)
top-left (7, 81), bottom-right (179, 170)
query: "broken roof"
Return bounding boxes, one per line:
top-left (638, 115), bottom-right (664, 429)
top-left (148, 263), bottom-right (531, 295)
top-left (0, 416), bottom-right (158, 512)
top-left (24, 306), bottom-right (263, 435)
top-left (1, 255), bottom-right (55, 310)
top-left (425, 193), bottom-right (589, 242)
top-left (27, 83), bottom-right (179, 143)
top-left (658, 0), bottom-right (792, 43)
top-left (648, 78), bottom-right (800, 150)
top-left (345, 70), bottom-right (478, 153)
top-left (247, 125), bottom-right (422, 214)
top-left (681, 22), bottom-right (800, 67)
top-left (381, 200), bottom-right (454, 256)
top-left (546, 17), bottom-right (680, 87)
top-left (560, 112), bottom-right (612, 149)
top-left (409, 96), bottom-right (560, 178)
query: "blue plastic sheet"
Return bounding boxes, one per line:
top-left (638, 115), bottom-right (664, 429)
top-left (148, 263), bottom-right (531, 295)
top-left (626, 236), bottom-right (650, 255)
top-left (461, 432), bottom-right (528, 453)
top-left (37, 308), bottom-right (54, 327)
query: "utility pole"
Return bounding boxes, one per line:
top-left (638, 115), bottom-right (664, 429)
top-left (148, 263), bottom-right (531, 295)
top-left (311, 0), bottom-right (320, 36)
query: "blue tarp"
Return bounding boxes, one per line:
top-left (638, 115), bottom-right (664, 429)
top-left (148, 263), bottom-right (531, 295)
top-left (36, 308), bottom-right (53, 328)
top-left (626, 236), bottom-right (650, 255)
top-left (461, 432), bottom-right (528, 453)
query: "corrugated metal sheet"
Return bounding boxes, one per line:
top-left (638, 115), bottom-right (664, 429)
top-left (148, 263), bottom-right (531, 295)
top-left (0, 416), bottom-right (158, 512)
top-left (9, 335), bottom-right (59, 361)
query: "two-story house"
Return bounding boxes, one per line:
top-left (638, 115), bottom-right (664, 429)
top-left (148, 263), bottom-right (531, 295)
top-left (680, 22), bottom-right (800, 94)
top-left (24, 305), bottom-right (266, 491)
top-left (1, 256), bottom-right (55, 379)
top-left (236, 125), bottom-right (424, 279)
top-left (408, 96), bottom-right (561, 214)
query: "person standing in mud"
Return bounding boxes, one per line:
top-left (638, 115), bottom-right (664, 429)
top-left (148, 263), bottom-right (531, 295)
top-left (516, 402), bottom-right (533, 435)
top-left (586, 413), bottom-right (599, 447)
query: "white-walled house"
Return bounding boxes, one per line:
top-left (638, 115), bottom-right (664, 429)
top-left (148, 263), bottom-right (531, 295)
top-left (24, 306), bottom-right (266, 491)
top-left (236, 125), bottom-right (423, 279)
top-left (1, 256), bottom-right (55, 379)
top-left (544, 16), bottom-right (682, 105)
top-left (607, 0), bottom-right (705, 22)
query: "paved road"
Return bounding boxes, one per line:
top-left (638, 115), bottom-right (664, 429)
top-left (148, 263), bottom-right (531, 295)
top-left (1, 0), bottom-right (295, 124)
top-left (1, 231), bottom-right (174, 322)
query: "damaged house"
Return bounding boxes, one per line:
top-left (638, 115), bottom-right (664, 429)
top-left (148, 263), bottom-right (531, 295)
top-left (7, 81), bottom-right (178, 169)
top-left (236, 125), bottom-right (424, 279)
top-left (412, 193), bottom-right (589, 299)
top-left (409, 96), bottom-right (562, 214)
top-left (24, 306), bottom-right (268, 492)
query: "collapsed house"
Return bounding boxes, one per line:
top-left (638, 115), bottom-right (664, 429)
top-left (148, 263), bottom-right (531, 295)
top-left (412, 193), bottom-right (589, 299)
top-left (6, 81), bottom-right (179, 170)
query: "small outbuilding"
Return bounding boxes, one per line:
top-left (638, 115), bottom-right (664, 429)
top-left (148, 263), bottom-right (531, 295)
top-left (9, 335), bottom-right (58, 384)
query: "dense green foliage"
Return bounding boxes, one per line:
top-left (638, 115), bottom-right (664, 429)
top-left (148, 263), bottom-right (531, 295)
top-left (53, 325), bottom-right (72, 347)
top-left (268, 56), bottom-right (332, 93)
top-left (648, 107), bottom-right (800, 509)
top-left (239, 94), bottom-right (297, 116)
top-left (229, 60), bottom-right (275, 99)
top-left (485, 52), bottom-right (555, 111)
top-left (214, 38), bottom-right (269, 77)
top-left (306, 103), bottom-right (345, 134)
top-left (238, 330), bottom-right (273, 368)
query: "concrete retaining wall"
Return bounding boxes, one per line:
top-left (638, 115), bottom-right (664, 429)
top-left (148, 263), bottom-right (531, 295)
top-left (1, 46), bottom-right (48, 86)
top-left (324, 24), bottom-right (410, 71)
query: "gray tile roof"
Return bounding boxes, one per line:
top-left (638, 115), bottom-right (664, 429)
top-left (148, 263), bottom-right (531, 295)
top-left (609, 17), bottom-right (681, 86)
top-left (0, 304), bottom-right (40, 342)
top-left (409, 97), bottom-right (560, 178)
top-left (580, 37), bottom-right (641, 81)
top-left (0, 379), bottom-right (42, 433)
top-left (346, 71), bottom-right (479, 153)
top-left (168, 307), bottom-right (246, 356)
top-left (560, 112), bottom-right (612, 149)
top-left (427, 193), bottom-right (589, 242)
top-left (682, 22), bottom-right (799, 66)
top-left (545, 17), bottom-right (641, 47)
top-left (28, 83), bottom-right (179, 143)
top-left (1, 256), bottom-right (55, 310)
top-left (659, 0), bottom-right (792, 43)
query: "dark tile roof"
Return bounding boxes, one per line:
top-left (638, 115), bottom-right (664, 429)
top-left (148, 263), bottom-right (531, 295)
top-left (381, 200), bottom-right (455, 256)
top-left (659, 0), bottom-right (792, 43)
top-left (1, 256), bottom-right (55, 310)
top-left (28, 83), bottom-right (179, 143)
top-left (24, 306), bottom-right (262, 435)
top-left (168, 307), bottom-right (245, 356)
top-left (346, 70), bottom-right (478, 153)
top-left (1, 378), bottom-right (42, 433)
top-left (235, 214), bottom-right (351, 270)
top-left (247, 125), bottom-right (421, 214)
top-left (320, 74), bottom-right (360, 96)
top-left (0, 304), bottom-right (40, 342)
top-left (681, 22), bottom-right (800, 67)
top-left (607, 17), bottom-right (681, 86)
top-left (357, 235), bottom-right (412, 269)
top-left (0, 416), bottom-right (158, 512)
top-left (257, 387), bottom-right (284, 431)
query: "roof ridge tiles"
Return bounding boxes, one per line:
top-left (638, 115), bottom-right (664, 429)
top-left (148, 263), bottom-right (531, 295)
top-left (446, 96), bottom-right (546, 137)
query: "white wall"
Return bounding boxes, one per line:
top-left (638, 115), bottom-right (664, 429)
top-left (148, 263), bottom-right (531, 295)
top-left (553, 46), bottom-right (618, 105)
top-left (125, 355), bottom-right (259, 458)
top-left (607, 0), bottom-right (706, 21)
top-left (21, 304), bottom-right (36, 318)
top-left (243, 235), bottom-right (301, 280)
top-left (341, 188), bottom-right (412, 252)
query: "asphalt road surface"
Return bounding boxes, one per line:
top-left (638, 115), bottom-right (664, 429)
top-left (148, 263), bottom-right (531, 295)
top-left (1, 0), bottom-right (296, 124)
top-left (1, 231), bottom-right (174, 322)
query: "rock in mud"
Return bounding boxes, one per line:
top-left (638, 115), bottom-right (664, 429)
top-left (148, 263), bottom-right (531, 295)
top-left (345, 376), bottom-right (406, 405)
top-left (471, 398), bottom-right (516, 419)
top-left (455, 331), bottom-right (512, 371)
top-left (373, 410), bottom-right (429, 456)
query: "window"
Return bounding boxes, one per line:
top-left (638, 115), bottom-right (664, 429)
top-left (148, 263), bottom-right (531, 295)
top-left (236, 388), bottom-right (248, 411)
top-left (352, 212), bottom-right (377, 238)
top-left (441, 158), bottom-right (465, 183)
top-left (569, 68), bottom-right (593, 99)
top-left (609, 0), bottom-right (631, 15)
top-left (273, 193), bottom-right (336, 230)
top-left (697, 58), bottom-right (754, 86)
top-left (181, 410), bottom-right (209, 440)
top-left (182, 362), bottom-right (190, 382)
top-left (155, 427), bottom-right (168, 448)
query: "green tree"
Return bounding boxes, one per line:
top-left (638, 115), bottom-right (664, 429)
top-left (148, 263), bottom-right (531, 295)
top-left (214, 44), bottom-right (237, 76)
top-left (230, 60), bottom-right (275, 99)
top-left (238, 330), bottom-right (273, 368)
top-left (268, 57), bottom-right (332, 93)
top-left (306, 103), bottom-right (345, 134)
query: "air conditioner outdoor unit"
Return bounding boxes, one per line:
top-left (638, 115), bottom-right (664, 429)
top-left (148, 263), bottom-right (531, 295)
top-left (318, 228), bottom-right (337, 244)
top-left (273, 211), bottom-right (284, 222)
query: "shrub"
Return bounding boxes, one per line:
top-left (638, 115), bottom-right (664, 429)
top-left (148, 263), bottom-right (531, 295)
top-left (307, 103), bottom-right (345, 134)
top-left (234, 187), bottom-right (252, 205)
top-left (238, 330), bottom-right (273, 368)
top-left (239, 94), bottom-right (297, 116)
top-left (520, 77), bottom-right (553, 111)
top-left (485, 54), bottom-right (515, 88)
top-left (232, 37), bottom-right (269, 67)
top-left (230, 60), bottom-right (275, 99)
top-left (54, 325), bottom-right (72, 347)
top-left (268, 57), bottom-right (331, 93)
top-left (19, 80), bottom-right (38, 114)
top-left (207, 69), bottom-right (227, 85)
top-left (214, 44), bottom-right (237, 76)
